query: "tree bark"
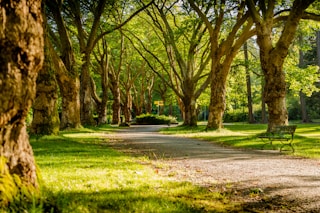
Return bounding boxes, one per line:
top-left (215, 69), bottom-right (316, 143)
top-left (246, 0), bottom-right (315, 131)
top-left (244, 42), bottom-right (255, 123)
top-left (48, 39), bottom-right (81, 129)
top-left (31, 42), bottom-right (60, 135)
top-left (110, 79), bottom-right (121, 125)
top-left (188, 0), bottom-right (254, 129)
top-left (0, 0), bottom-right (43, 188)
top-left (207, 66), bottom-right (228, 129)
top-left (261, 78), bottom-right (268, 123)
top-left (80, 61), bottom-right (96, 126)
top-left (47, 0), bottom-right (81, 130)
top-left (298, 40), bottom-right (311, 123)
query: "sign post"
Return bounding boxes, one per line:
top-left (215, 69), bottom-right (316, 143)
top-left (154, 100), bottom-right (164, 115)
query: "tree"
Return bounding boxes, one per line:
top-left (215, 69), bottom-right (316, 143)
top-left (31, 32), bottom-right (60, 135)
top-left (0, 0), bottom-right (43, 188)
top-left (132, 1), bottom-right (211, 126)
top-left (47, 0), bottom-right (82, 129)
top-left (246, 0), bottom-right (319, 131)
top-left (189, 0), bottom-right (255, 129)
top-left (244, 42), bottom-right (256, 123)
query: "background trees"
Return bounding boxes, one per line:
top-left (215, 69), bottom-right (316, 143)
top-left (31, 0), bottom-right (320, 133)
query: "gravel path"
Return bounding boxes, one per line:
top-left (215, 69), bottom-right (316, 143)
top-left (109, 125), bottom-right (320, 212)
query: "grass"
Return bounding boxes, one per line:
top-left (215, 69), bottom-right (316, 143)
top-left (160, 122), bottom-right (320, 158)
top-left (28, 125), bottom-right (244, 213)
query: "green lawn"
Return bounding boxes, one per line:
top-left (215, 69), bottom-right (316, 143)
top-left (27, 125), bottom-right (243, 213)
top-left (5, 123), bottom-right (319, 212)
top-left (160, 122), bottom-right (320, 158)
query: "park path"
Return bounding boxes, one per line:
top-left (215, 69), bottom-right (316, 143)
top-left (109, 125), bottom-right (320, 212)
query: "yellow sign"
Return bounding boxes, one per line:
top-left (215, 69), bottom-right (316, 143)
top-left (154, 100), bottom-right (164, 106)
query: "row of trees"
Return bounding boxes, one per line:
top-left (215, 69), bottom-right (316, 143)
top-left (31, 0), bottom-right (320, 135)
top-left (1, 0), bottom-right (320, 192)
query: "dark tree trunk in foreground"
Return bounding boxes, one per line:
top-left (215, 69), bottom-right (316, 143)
top-left (0, 0), bottom-right (44, 188)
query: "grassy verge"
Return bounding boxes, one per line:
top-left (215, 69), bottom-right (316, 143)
top-left (160, 123), bottom-right (320, 158)
top-left (28, 125), bottom-right (244, 213)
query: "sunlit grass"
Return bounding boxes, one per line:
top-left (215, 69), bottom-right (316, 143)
top-left (30, 126), bottom-right (244, 212)
top-left (161, 122), bottom-right (320, 158)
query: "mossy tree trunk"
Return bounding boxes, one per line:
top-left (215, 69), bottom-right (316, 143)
top-left (31, 33), bottom-right (60, 135)
top-left (0, 0), bottom-right (43, 188)
top-left (47, 0), bottom-right (81, 130)
top-left (189, 0), bottom-right (254, 130)
top-left (246, 0), bottom-right (315, 131)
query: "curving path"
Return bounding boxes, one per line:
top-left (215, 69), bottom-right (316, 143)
top-left (109, 125), bottom-right (320, 212)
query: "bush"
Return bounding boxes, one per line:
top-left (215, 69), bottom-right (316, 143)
top-left (223, 110), bottom-right (248, 122)
top-left (135, 114), bottom-right (178, 125)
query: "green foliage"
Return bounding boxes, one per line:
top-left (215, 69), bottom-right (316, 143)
top-left (135, 114), bottom-right (177, 125)
top-left (224, 109), bottom-right (248, 122)
top-left (0, 157), bottom-right (40, 212)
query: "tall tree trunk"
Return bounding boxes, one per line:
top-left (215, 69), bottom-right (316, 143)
top-left (110, 80), bottom-right (121, 125)
top-left (182, 97), bottom-right (198, 126)
top-left (298, 40), bottom-right (311, 123)
top-left (261, 78), bottom-right (268, 123)
top-left (262, 62), bottom-right (288, 130)
top-left (246, 0), bottom-right (315, 131)
top-left (47, 0), bottom-right (81, 130)
top-left (80, 60), bottom-right (96, 126)
top-left (207, 72), bottom-right (227, 129)
top-left (31, 41), bottom-right (60, 135)
top-left (48, 40), bottom-right (81, 129)
top-left (181, 80), bottom-right (198, 126)
top-left (97, 65), bottom-right (108, 125)
top-left (123, 91), bottom-right (132, 123)
top-left (244, 42), bottom-right (255, 123)
top-left (0, 0), bottom-right (43, 188)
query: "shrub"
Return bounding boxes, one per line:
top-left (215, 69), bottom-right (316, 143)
top-left (223, 110), bottom-right (248, 122)
top-left (135, 114), bottom-right (178, 125)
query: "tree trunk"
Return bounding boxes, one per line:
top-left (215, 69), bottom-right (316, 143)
top-left (298, 41), bottom-right (311, 123)
top-left (47, 0), bottom-right (81, 130)
top-left (58, 77), bottom-right (81, 129)
top-left (80, 60), bottom-right (96, 126)
top-left (261, 78), bottom-right (268, 123)
top-left (207, 78), bottom-right (226, 129)
top-left (262, 62), bottom-right (288, 130)
top-left (244, 42), bottom-right (255, 123)
top-left (97, 67), bottom-right (108, 125)
top-left (48, 40), bottom-right (81, 129)
top-left (31, 44), bottom-right (60, 135)
top-left (123, 92), bottom-right (132, 123)
top-left (182, 96), bottom-right (198, 126)
top-left (0, 0), bottom-right (43, 188)
top-left (110, 80), bottom-right (121, 125)
top-left (246, 0), bottom-right (315, 131)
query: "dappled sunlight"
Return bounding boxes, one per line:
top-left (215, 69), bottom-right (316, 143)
top-left (31, 128), bottom-right (243, 212)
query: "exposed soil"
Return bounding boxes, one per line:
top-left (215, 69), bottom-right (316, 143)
top-left (107, 125), bottom-right (320, 212)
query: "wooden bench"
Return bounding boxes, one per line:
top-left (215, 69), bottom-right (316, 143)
top-left (258, 125), bottom-right (297, 152)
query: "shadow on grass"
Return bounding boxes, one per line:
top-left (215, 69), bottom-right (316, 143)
top-left (47, 183), bottom-right (232, 213)
top-left (30, 131), bottom-right (242, 213)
